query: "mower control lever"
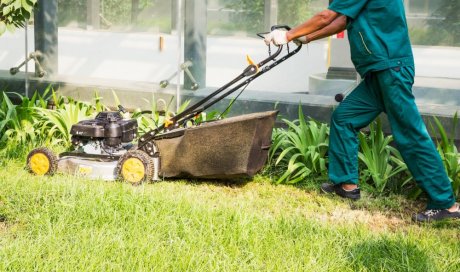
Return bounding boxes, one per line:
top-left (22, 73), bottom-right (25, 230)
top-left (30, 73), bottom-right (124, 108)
top-left (117, 105), bottom-right (127, 113)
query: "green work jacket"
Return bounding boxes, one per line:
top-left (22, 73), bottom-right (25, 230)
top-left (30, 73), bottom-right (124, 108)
top-left (328, 0), bottom-right (414, 76)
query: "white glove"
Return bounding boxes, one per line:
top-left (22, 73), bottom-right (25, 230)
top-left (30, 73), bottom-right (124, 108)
top-left (264, 30), bottom-right (288, 46)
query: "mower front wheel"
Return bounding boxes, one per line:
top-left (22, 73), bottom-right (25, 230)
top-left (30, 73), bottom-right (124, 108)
top-left (27, 147), bottom-right (58, 176)
top-left (116, 150), bottom-right (154, 185)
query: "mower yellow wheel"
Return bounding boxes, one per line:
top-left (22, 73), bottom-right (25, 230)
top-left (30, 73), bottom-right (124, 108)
top-left (116, 150), bottom-right (154, 185)
top-left (121, 158), bottom-right (146, 184)
top-left (27, 147), bottom-right (58, 176)
top-left (29, 153), bottom-right (50, 175)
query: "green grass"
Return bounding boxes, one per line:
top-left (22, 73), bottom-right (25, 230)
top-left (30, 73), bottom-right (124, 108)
top-left (0, 160), bottom-right (459, 271)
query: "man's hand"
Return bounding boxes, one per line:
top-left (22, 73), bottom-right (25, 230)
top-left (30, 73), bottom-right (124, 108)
top-left (264, 30), bottom-right (288, 46)
top-left (264, 29), bottom-right (308, 46)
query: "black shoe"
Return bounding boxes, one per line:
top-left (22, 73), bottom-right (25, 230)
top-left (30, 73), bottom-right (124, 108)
top-left (412, 203), bottom-right (460, 222)
top-left (320, 182), bottom-right (361, 200)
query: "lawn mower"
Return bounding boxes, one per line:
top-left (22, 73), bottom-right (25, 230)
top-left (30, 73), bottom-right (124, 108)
top-left (26, 26), bottom-right (303, 185)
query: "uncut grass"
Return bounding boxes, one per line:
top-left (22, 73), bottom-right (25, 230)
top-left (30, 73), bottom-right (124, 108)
top-left (0, 160), bottom-right (459, 271)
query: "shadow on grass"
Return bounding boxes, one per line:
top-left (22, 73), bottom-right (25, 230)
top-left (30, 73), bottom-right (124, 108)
top-left (427, 219), bottom-right (460, 229)
top-left (291, 180), bottom-right (430, 221)
top-left (166, 176), bottom-right (253, 189)
top-left (348, 238), bottom-right (431, 272)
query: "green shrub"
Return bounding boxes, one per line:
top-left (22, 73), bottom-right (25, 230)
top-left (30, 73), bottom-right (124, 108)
top-left (36, 102), bottom-right (93, 147)
top-left (0, 89), bottom-right (104, 153)
top-left (430, 113), bottom-right (460, 197)
top-left (34, 89), bottom-right (108, 147)
top-left (131, 96), bottom-right (189, 136)
top-left (0, 92), bottom-right (41, 154)
top-left (358, 117), bottom-right (411, 194)
top-left (269, 105), bottom-right (329, 184)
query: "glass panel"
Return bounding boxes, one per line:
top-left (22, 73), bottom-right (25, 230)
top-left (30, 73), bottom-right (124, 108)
top-left (207, 0), bottom-right (265, 36)
top-left (0, 0), bottom-right (457, 108)
top-left (407, 0), bottom-right (459, 46)
top-left (206, 0), bottom-right (330, 93)
top-left (54, 0), bottom-right (179, 88)
top-left (207, 0), bottom-right (329, 36)
top-left (0, 23), bottom-right (34, 96)
top-left (278, 0), bottom-right (327, 27)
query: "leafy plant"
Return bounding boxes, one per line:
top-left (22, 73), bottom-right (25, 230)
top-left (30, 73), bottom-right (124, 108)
top-left (0, 88), bottom-right (58, 157)
top-left (430, 113), bottom-right (460, 197)
top-left (129, 94), bottom-right (223, 137)
top-left (92, 91), bottom-right (110, 113)
top-left (0, 0), bottom-right (37, 35)
top-left (189, 98), bottom-right (236, 126)
top-left (35, 87), bottom-right (97, 146)
top-left (36, 100), bottom-right (94, 146)
top-left (0, 92), bottom-right (40, 153)
top-left (26, 88), bottom-right (107, 146)
top-left (269, 105), bottom-right (329, 184)
top-left (358, 117), bottom-right (411, 193)
top-left (132, 95), bottom-right (175, 136)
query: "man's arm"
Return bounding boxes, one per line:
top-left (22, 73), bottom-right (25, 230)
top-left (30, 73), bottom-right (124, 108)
top-left (286, 9), bottom-right (342, 42)
top-left (303, 15), bottom-right (347, 43)
top-left (264, 9), bottom-right (343, 45)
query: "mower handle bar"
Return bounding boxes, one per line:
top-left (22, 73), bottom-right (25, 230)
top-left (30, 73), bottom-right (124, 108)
top-left (169, 25), bottom-right (295, 122)
top-left (256, 25), bottom-right (291, 39)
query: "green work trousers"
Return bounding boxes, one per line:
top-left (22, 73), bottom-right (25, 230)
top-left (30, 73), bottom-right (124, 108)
top-left (328, 66), bottom-right (456, 209)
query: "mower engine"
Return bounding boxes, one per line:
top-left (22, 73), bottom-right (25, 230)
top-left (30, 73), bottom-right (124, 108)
top-left (70, 111), bottom-right (138, 155)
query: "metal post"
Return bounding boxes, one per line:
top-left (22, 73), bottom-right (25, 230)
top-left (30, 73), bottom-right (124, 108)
top-left (24, 21), bottom-right (29, 97)
top-left (184, 0), bottom-right (207, 90)
top-left (264, 0), bottom-right (278, 31)
top-left (176, 0), bottom-right (183, 110)
top-left (87, 0), bottom-right (101, 30)
top-left (34, 0), bottom-right (58, 77)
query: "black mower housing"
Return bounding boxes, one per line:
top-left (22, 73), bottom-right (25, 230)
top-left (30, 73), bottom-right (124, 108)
top-left (70, 112), bottom-right (137, 146)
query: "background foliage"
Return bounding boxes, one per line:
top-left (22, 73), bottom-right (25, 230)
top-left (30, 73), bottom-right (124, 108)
top-left (57, 0), bottom-right (159, 29)
top-left (0, 0), bottom-right (36, 35)
top-left (427, 0), bottom-right (460, 46)
top-left (224, 0), bottom-right (312, 33)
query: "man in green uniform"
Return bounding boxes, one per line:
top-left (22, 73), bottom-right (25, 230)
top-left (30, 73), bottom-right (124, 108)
top-left (264, 0), bottom-right (459, 222)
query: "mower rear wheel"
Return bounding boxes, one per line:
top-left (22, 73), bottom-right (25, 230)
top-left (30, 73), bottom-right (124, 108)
top-left (27, 147), bottom-right (58, 176)
top-left (116, 150), bottom-right (154, 185)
